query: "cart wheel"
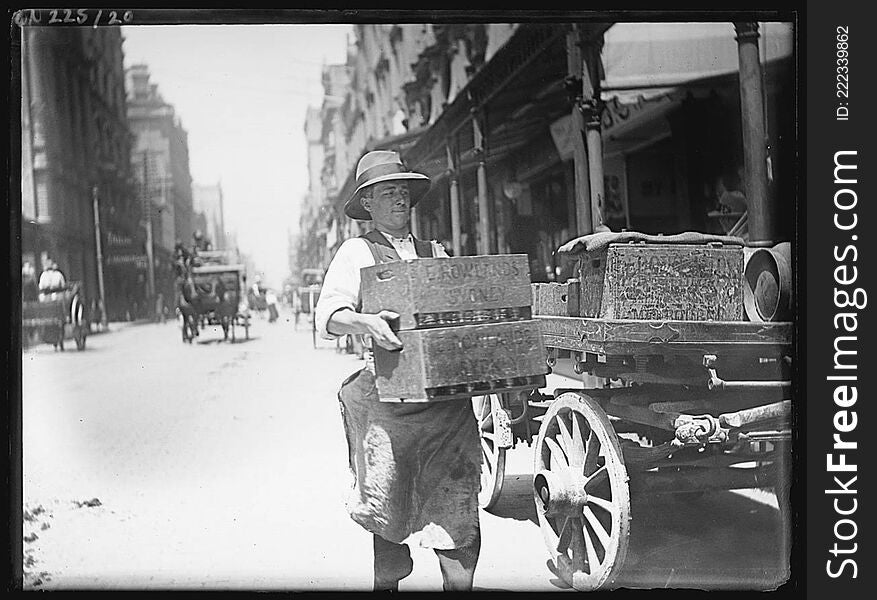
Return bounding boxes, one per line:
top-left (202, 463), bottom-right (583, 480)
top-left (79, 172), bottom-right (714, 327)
top-left (473, 394), bottom-right (508, 510)
top-left (71, 297), bottom-right (87, 350)
top-left (533, 392), bottom-right (631, 591)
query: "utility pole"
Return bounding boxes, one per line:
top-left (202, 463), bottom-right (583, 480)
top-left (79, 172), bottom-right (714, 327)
top-left (735, 22), bottom-right (773, 244)
top-left (92, 186), bottom-right (108, 329)
top-left (141, 151), bottom-right (156, 301)
top-left (566, 25), bottom-right (593, 236)
top-left (580, 27), bottom-right (606, 232)
top-left (473, 110), bottom-right (492, 255)
top-left (446, 141), bottom-right (462, 257)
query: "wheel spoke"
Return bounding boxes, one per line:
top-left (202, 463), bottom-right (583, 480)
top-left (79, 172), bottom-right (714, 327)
top-left (583, 506), bottom-right (612, 551)
top-left (556, 516), bottom-right (572, 553)
top-left (569, 519), bottom-right (587, 573)
top-left (585, 465), bottom-right (608, 489)
top-left (570, 411), bottom-right (586, 467)
top-left (556, 413), bottom-right (575, 461)
top-left (481, 430), bottom-right (496, 441)
top-left (544, 437), bottom-right (569, 470)
top-left (481, 439), bottom-right (494, 462)
top-left (583, 427), bottom-right (600, 476)
top-left (587, 494), bottom-right (617, 517)
top-left (582, 515), bottom-right (601, 573)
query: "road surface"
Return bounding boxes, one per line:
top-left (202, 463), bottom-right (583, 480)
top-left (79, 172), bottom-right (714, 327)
top-left (21, 308), bottom-right (791, 590)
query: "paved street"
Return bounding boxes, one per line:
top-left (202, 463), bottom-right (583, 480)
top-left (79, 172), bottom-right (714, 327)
top-left (22, 307), bottom-right (790, 591)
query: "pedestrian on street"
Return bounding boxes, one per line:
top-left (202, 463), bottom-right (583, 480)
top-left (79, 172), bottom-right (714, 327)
top-left (266, 289), bottom-right (279, 323)
top-left (155, 292), bottom-right (166, 324)
top-left (192, 229), bottom-right (212, 254)
top-left (291, 289), bottom-right (302, 330)
top-left (38, 259), bottom-right (67, 301)
top-left (314, 150), bottom-right (481, 592)
top-left (22, 261), bottom-right (40, 302)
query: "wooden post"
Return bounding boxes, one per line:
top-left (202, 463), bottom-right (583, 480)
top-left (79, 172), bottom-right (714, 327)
top-left (473, 112), bottom-right (491, 255)
top-left (581, 35), bottom-right (605, 231)
top-left (447, 141), bottom-right (463, 256)
top-left (91, 186), bottom-right (108, 328)
top-left (494, 176), bottom-right (507, 254)
top-left (141, 152), bottom-right (156, 301)
top-left (564, 164), bottom-right (578, 237)
top-left (566, 25), bottom-right (593, 236)
top-left (735, 22), bottom-right (773, 243)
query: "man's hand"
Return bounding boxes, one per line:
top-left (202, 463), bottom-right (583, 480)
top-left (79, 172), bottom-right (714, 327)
top-left (362, 310), bottom-right (403, 350)
top-left (325, 308), bottom-right (404, 350)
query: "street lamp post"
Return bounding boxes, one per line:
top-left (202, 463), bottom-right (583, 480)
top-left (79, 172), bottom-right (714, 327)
top-left (144, 213), bottom-right (156, 300)
top-left (140, 151), bottom-right (156, 302)
top-left (92, 185), bottom-right (108, 329)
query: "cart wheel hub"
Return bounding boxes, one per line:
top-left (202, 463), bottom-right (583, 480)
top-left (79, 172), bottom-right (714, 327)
top-left (535, 470), bottom-right (588, 516)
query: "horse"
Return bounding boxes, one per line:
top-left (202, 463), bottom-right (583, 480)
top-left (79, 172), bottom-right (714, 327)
top-left (175, 275), bottom-right (199, 343)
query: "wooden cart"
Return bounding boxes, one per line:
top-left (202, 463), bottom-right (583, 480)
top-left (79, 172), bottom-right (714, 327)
top-left (472, 242), bottom-right (793, 591)
top-left (22, 282), bottom-right (89, 351)
top-left (185, 259), bottom-right (250, 343)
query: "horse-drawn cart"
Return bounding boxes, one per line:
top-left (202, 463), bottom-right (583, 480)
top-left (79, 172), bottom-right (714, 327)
top-left (472, 235), bottom-right (793, 590)
top-left (22, 283), bottom-right (89, 351)
top-left (179, 250), bottom-right (250, 343)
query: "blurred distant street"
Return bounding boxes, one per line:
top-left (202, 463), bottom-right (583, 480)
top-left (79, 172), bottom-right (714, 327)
top-left (22, 305), bottom-right (790, 591)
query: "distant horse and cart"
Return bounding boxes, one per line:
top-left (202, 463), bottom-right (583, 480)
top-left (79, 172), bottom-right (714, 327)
top-left (176, 249), bottom-right (250, 343)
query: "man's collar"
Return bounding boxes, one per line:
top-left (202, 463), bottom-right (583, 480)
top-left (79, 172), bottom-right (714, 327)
top-left (375, 229), bottom-right (413, 243)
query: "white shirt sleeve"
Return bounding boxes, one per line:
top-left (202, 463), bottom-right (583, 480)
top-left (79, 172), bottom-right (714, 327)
top-left (314, 238), bottom-right (376, 340)
top-left (431, 241), bottom-right (450, 258)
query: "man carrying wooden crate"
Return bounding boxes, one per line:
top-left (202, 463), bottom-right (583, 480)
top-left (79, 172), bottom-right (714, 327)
top-left (315, 151), bottom-right (482, 591)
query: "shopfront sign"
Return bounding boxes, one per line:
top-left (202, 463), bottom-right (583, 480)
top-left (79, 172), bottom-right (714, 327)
top-left (105, 254), bottom-right (148, 269)
top-left (105, 230), bottom-right (147, 269)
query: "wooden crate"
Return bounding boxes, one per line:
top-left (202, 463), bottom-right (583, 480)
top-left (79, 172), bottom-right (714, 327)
top-left (373, 319), bottom-right (548, 400)
top-left (361, 254), bottom-right (532, 330)
top-left (531, 280), bottom-right (581, 316)
top-left (577, 243), bottom-right (744, 321)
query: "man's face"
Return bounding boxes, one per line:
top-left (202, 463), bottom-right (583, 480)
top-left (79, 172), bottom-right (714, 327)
top-left (362, 181), bottom-right (411, 230)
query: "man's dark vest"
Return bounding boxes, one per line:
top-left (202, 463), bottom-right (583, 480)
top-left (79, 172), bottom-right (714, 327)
top-left (359, 229), bottom-right (434, 264)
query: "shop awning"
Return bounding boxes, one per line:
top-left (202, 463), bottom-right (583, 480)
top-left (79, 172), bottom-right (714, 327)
top-left (402, 23), bottom-right (585, 171)
top-left (601, 22), bottom-right (794, 102)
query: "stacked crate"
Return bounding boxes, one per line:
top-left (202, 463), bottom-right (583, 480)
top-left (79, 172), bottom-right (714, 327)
top-left (576, 242), bottom-right (745, 321)
top-left (360, 254), bottom-right (548, 401)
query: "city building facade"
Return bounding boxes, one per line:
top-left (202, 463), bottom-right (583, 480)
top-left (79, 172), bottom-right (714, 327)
top-left (126, 63), bottom-right (197, 308)
top-left (21, 26), bottom-right (139, 321)
top-left (300, 21), bottom-right (795, 282)
top-left (296, 23), bottom-right (520, 271)
top-left (192, 182), bottom-right (227, 250)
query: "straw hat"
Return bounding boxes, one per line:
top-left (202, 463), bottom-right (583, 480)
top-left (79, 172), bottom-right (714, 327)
top-left (343, 150), bottom-right (431, 220)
